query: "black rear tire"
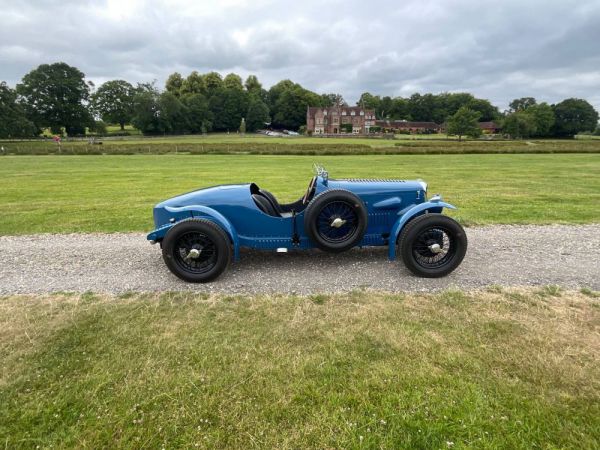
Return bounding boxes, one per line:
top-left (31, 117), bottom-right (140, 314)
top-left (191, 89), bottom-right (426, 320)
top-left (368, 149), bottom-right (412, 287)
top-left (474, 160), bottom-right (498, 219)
top-left (304, 189), bottom-right (368, 253)
top-left (162, 218), bottom-right (231, 282)
top-left (399, 214), bottom-right (467, 278)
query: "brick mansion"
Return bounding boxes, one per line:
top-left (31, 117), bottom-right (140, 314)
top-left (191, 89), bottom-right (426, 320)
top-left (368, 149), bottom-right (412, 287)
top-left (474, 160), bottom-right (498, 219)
top-left (306, 106), bottom-right (500, 135)
top-left (306, 106), bottom-right (377, 135)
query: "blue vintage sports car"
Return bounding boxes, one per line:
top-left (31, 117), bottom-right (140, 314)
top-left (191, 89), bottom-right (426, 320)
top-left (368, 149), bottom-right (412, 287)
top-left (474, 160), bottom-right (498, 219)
top-left (148, 166), bottom-right (467, 282)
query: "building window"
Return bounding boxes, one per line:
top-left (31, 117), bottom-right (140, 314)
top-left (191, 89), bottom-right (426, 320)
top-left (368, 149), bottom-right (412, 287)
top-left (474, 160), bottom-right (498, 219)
top-left (360, 110), bottom-right (364, 115)
top-left (350, 111), bottom-right (356, 116)
top-left (342, 111), bottom-right (347, 116)
top-left (323, 110), bottom-right (328, 115)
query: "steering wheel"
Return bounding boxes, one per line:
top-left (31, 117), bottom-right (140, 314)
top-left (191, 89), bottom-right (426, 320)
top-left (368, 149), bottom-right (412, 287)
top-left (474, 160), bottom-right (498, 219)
top-left (302, 176), bottom-right (317, 205)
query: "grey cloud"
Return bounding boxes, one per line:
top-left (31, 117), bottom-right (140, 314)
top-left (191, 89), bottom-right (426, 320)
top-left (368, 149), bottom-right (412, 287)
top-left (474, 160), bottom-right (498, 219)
top-left (0, 0), bottom-right (599, 111)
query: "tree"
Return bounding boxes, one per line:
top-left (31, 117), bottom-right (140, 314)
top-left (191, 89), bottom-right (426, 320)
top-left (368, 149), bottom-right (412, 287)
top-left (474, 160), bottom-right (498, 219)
top-left (267, 79), bottom-right (296, 111)
top-left (223, 73), bottom-right (244, 91)
top-left (0, 81), bottom-right (37, 138)
top-left (442, 92), bottom-right (475, 117)
top-left (203, 72), bottom-right (224, 97)
top-left (181, 93), bottom-right (213, 133)
top-left (356, 92), bottom-right (381, 115)
top-left (509, 97), bottom-right (536, 112)
top-left (467, 98), bottom-right (499, 122)
top-left (446, 107), bottom-right (482, 141)
top-left (379, 96), bottom-right (394, 119)
top-left (181, 71), bottom-right (205, 96)
top-left (356, 93), bottom-right (398, 119)
top-left (165, 72), bottom-right (184, 96)
top-left (91, 80), bottom-right (135, 130)
top-left (526, 103), bottom-right (555, 136)
top-left (552, 98), bottom-right (599, 137)
top-left (272, 85), bottom-right (321, 130)
top-left (266, 80), bottom-right (322, 130)
top-left (390, 97), bottom-right (410, 119)
top-left (408, 93), bottom-right (437, 121)
top-left (246, 99), bottom-right (270, 132)
top-left (321, 93), bottom-right (347, 107)
top-left (209, 87), bottom-right (249, 131)
top-left (131, 87), bottom-right (163, 134)
top-left (502, 112), bottom-right (537, 138)
top-left (16, 62), bottom-right (92, 135)
top-left (159, 92), bottom-right (188, 134)
top-left (244, 75), bottom-right (262, 93)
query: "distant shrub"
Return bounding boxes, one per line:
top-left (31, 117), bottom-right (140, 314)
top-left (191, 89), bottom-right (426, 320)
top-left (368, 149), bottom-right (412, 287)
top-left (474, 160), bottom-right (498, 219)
top-left (89, 120), bottom-right (108, 134)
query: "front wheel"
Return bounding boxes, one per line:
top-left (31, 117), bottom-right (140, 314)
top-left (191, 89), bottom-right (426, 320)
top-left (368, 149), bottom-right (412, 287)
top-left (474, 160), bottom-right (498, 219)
top-left (161, 218), bottom-right (231, 282)
top-left (399, 214), bottom-right (467, 278)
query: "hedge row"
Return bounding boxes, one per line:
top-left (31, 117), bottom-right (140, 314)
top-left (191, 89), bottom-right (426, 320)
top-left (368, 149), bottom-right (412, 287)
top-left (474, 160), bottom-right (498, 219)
top-left (1, 141), bottom-right (599, 155)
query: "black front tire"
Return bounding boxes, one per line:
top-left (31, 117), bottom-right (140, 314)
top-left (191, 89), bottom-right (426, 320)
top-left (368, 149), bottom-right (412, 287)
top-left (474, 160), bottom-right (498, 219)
top-left (399, 214), bottom-right (467, 278)
top-left (162, 218), bottom-right (231, 283)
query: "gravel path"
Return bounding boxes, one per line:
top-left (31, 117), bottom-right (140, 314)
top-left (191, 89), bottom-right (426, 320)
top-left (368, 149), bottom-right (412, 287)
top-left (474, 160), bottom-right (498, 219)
top-left (1, 225), bottom-right (598, 295)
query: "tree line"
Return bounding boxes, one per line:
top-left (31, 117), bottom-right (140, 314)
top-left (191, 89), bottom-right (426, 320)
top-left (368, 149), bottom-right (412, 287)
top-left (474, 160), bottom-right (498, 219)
top-left (0, 62), bottom-right (598, 138)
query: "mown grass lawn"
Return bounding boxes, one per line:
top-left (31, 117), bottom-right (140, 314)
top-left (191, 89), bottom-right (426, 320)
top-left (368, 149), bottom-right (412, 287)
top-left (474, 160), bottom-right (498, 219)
top-left (0, 153), bottom-right (599, 234)
top-left (0, 288), bottom-right (598, 448)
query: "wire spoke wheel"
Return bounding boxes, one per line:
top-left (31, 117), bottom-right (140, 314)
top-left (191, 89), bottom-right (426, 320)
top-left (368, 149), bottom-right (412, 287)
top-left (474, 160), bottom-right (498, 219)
top-left (411, 226), bottom-right (455, 269)
top-left (162, 219), bottom-right (231, 283)
top-left (304, 189), bottom-right (368, 253)
top-left (316, 201), bottom-right (359, 243)
top-left (174, 231), bottom-right (218, 274)
top-left (399, 214), bottom-right (467, 278)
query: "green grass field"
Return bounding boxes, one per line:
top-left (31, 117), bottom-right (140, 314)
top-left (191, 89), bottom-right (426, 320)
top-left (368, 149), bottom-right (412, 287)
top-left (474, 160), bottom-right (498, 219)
top-left (1, 288), bottom-right (598, 448)
top-left (1, 154), bottom-right (599, 234)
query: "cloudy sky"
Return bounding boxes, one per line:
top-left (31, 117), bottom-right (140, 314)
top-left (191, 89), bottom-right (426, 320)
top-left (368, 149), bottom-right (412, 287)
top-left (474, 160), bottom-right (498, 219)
top-left (1, 0), bottom-right (599, 111)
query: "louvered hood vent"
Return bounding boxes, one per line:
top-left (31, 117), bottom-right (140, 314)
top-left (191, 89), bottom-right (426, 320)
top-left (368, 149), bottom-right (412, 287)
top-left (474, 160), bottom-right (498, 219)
top-left (335, 178), bottom-right (406, 183)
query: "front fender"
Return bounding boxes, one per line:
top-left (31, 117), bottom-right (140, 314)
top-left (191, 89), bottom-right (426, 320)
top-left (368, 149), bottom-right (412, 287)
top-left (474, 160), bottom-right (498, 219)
top-left (388, 199), bottom-right (457, 260)
top-left (147, 205), bottom-right (240, 261)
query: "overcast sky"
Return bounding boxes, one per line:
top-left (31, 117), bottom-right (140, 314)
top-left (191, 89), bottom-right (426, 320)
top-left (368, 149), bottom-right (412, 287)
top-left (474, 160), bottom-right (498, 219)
top-left (1, 0), bottom-right (599, 111)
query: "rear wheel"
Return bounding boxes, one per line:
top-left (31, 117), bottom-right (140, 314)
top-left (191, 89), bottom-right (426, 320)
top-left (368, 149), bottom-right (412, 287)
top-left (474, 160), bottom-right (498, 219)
top-left (399, 214), bottom-right (467, 277)
top-left (162, 219), bottom-right (231, 282)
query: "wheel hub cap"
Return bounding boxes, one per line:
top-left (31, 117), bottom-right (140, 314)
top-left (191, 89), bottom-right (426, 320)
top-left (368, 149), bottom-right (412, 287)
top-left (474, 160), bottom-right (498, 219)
top-left (428, 243), bottom-right (442, 254)
top-left (187, 248), bottom-right (201, 259)
top-left (330, 217), bottom-right (346, 228)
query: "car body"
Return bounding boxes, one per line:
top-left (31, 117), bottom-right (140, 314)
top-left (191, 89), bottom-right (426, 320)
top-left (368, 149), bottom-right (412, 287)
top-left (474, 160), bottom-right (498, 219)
top-left (148, 167), bottom-right (467, 282)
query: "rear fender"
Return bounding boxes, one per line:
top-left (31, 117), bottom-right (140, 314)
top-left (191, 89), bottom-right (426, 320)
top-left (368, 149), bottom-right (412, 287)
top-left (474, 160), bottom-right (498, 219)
top-left (388, 198), bottom-right (457, 260)
top-left (147, 205), bottom-right (240, 261)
